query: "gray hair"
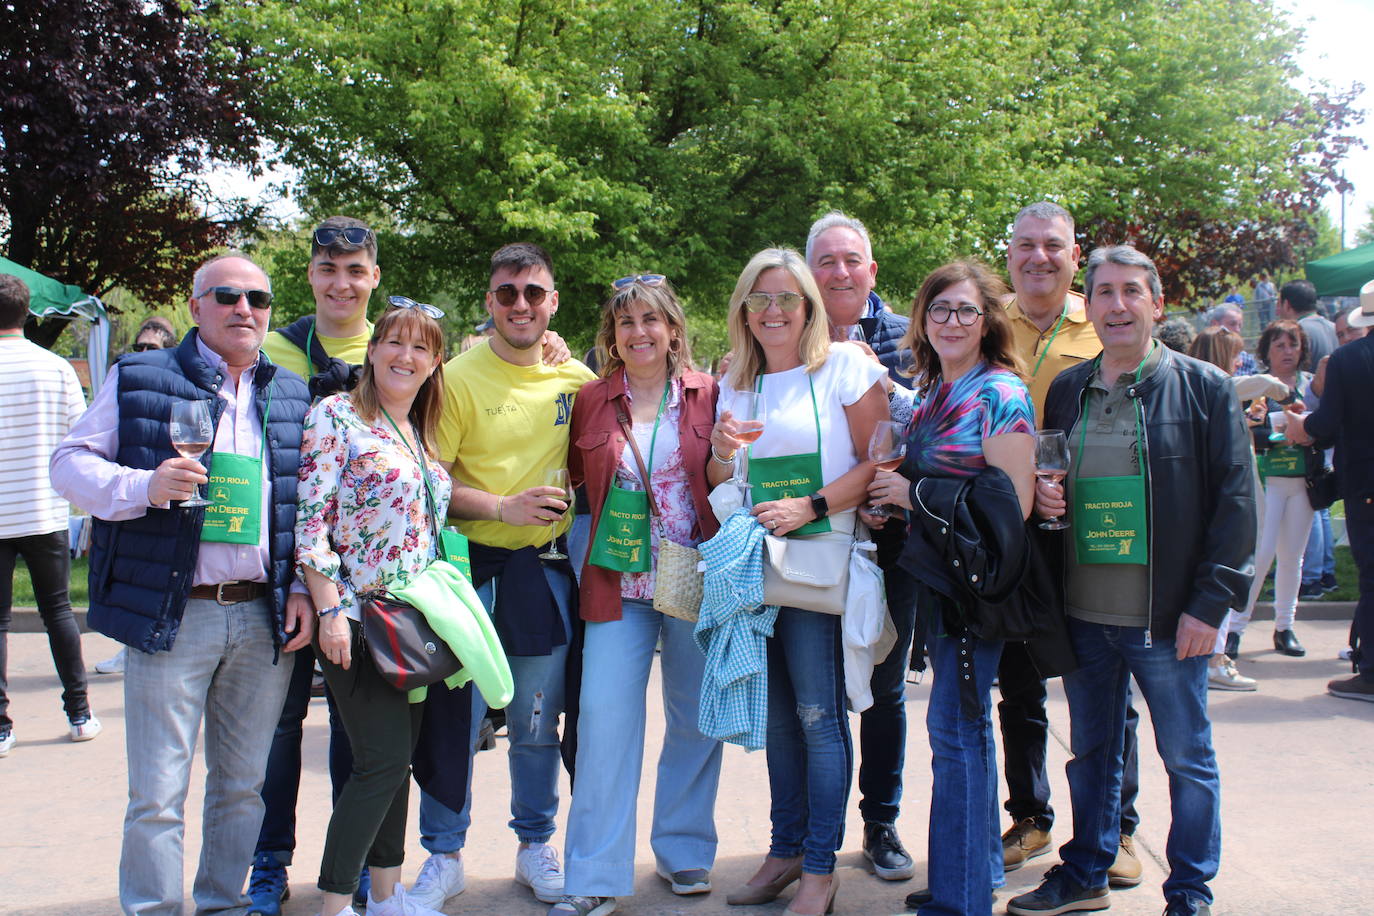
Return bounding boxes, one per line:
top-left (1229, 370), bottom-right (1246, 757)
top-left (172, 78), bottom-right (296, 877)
top-left (1012, 201), bottom-right (1075, 237)
top-left (1206, 304), bottom-right (1241, 326)
top-left (1084, 245), bottom-right (1162, 302)
top-left (1155, 317), bottom-right (1195, 353)
top-left (191, 251), bottom-right (271, 298)
top-left (805, 211), bottom-right (872, 263)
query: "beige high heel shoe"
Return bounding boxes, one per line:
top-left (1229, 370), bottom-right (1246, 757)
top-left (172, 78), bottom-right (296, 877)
top-left (725, 857), bottom-right (803, 906)
top-left (783, 872), bottom-right (839, 916)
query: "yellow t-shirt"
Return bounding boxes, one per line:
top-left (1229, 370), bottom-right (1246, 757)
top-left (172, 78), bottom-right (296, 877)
top-left (1004, 293), bottom-right (1101, 423)
top-left (436, 341), bottom-right (596, 549)
top-left (261, 321), bottom-right (374, 380)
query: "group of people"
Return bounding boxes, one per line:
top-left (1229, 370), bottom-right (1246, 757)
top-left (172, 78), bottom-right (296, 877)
top-left (4, 199), bottom-right (1373, 916)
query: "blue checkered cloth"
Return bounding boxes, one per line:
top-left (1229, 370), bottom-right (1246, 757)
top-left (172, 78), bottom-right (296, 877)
top-left (694, 508), bottom-right (778, 751)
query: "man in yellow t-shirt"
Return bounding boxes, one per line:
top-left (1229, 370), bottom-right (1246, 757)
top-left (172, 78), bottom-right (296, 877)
top-left (414, 242), bottom-right (594, 911)
top-left (260, 215), bottom-right (380, 393)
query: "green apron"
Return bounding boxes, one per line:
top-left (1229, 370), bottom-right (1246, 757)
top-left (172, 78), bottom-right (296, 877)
top-left (1071, 346), bottom-right (1152, 566)
top-left (202, 387), bottom-right (270, 545)
top-left (1259, 445), bottom-right (1306, 478)
top-left (588, 384), bottom-right (669, 573)
top-left (382, 408), bottom-right (470, 582)
top-left (748, 375), bottom-right (830, 537)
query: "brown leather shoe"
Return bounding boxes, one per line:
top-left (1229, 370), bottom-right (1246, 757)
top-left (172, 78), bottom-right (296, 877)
top-left (1108, 833), bottom-right (1143, 887)
top-left (1002, 818), bottom-right (1052, 870)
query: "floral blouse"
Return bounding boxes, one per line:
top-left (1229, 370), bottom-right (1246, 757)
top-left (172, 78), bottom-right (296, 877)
top-left (295, 394), bottom-right (452, 621)
top-left (616, 378), bottom-right (696, 600)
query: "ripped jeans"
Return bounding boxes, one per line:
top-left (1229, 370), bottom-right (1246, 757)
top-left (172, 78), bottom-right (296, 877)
top-left (765, 606), bottom-right (853, 875)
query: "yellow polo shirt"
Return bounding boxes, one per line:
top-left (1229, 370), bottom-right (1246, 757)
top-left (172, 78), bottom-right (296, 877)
top-left (436, 340), bottom-right (596, 550)
top-left (1005, 293), bottom-right (1101, 422)
top-left (261, 321), bottom-right (373, 380)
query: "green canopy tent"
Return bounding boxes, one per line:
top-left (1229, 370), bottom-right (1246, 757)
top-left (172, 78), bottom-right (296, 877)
top-left (0, 256), bottom-right (110, 393)
top-left (1306, 242), bottom-right (1374, 298)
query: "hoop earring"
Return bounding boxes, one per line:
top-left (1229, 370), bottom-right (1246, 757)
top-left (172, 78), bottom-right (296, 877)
top-left (609, 344), bottom-right (621, 360)
top-left (668, 337), bottom-right (682, 353)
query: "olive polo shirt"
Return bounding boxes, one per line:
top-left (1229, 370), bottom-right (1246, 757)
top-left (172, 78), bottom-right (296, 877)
top-left (1063, 344), bottom-right (1164, 628)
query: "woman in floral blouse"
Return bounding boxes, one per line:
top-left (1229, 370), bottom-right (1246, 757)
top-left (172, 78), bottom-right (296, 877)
top-left (295, 302), bottom-right (451, 916)
top-left (553, 275), bottom-right (723, 916)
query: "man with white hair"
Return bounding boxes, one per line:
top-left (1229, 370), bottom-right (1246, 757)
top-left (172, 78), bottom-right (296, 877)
top-left (1205, 304), bottom-right (1258, 375)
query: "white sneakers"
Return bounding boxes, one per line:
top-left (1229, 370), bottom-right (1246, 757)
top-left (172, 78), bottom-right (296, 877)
top-left (1207, 658), bottom-right (1257, 692)
top-left (367, 883), bottom-right (447, 916)
top-left (408, 853), bottom-right (466, 909)
top-left (515, 843), bottom-right (566, 903)
top-left (69, 714), bottom-right (103, 741)
top-left (0, 728), bottom-right (13, 757)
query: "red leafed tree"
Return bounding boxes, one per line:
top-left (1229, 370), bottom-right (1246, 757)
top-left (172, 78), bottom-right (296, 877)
top-left (0, 0), bottom-right (260, 347)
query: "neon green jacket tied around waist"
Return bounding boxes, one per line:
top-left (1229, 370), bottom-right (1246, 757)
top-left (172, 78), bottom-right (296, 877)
top-left (390, 559), bottom-right (514, 708)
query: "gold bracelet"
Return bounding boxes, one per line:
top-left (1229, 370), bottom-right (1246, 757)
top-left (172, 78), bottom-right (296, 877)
top-left (711, 446), bottom-right (737, 465)
top-left (495, 494), bottom-right (505, 522)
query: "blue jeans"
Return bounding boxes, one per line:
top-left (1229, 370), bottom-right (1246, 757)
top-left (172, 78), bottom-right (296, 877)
top-left (1060, 618), bottom-right (1220, 904)
top-left (564, 598), bottom-right (723, 896)
top-left (419, 567), bottom-right (572, 850)
top-left (922, 625), bottom-right (1003, 916)
top-left (1301, 508), bottom-right (1335, 586)
top-left (765, 607), bottom-right (852, 876)
top-left (120, 597), bottom-right (294, 916)
top-left (857, 563), bottom-right (918, 825)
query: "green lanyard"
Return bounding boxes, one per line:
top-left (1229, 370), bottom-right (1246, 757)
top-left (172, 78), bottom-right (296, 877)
top-left (381, 406), bottom-right (442, 541)
top-left (1030, 302), bottom-right (1070, 379)
top-left (201, 382), bottom-right (273, 545)
top-left (586, 382), bottom-right (670, 573)
top-left (638, 382), bottom-right (671, 486)
top-left (1073, 342), bottom-right (1154, 477)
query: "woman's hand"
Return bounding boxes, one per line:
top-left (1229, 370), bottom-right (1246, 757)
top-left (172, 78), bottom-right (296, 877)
top-left (868, 469), bottom-right (913, 511)
top-left (318, 610), bottom-right (352, 670)
top-left (710, 409), bottom-right (744, 460)
top-left (752, 496), bottom-right (815, 537)
top-left (1034, 476), bottom-right (1067, 522)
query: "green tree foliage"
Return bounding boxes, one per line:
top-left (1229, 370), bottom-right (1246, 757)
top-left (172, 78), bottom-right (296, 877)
top-left (216, 0), bottom-right (1361, 346)
top-left (1357, 203), bottom-right (1374, 247)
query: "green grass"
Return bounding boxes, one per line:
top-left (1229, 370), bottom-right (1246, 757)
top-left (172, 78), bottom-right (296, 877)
top-left (9, 556), bottom-right (89, 607)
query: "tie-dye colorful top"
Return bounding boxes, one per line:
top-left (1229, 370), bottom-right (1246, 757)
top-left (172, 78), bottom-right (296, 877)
top-left (906, 362), bottom-right (1034, 478)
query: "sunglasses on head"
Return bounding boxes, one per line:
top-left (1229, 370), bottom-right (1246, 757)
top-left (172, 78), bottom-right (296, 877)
top-left (744, 291), bottom-right (805, 313)
top-left (611, 274), bottom-right (666, 290)
top-left (313, 227), bottom-right (373, 247)
top-left (387, 295), bottom-right (445, 319)
top-left (195, 286), bottom-right (274, 309)
top-left (490, 283), bottom-right (551, 308)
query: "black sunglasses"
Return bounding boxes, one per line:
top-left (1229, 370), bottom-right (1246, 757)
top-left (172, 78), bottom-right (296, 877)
top-left (195, 286), bottom-right (274, 309)
top-left (131, 342), bottom-right (160, 352)
top-left (611, 274), bottom-right (666, 290)
top-left (313, 227), bottom-right (373, 247)
top-left (387, 295), bottom-right (445, 319)
top-left (490, 283), bottom-right (551, 308)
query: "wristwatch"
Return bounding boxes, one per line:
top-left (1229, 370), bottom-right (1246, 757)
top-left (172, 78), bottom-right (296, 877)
top-left (809, 491), bottom-right (830, 521)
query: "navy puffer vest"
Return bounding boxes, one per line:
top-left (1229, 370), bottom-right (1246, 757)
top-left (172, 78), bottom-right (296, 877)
top-left (861, 292), bottom-right (913, 386)
top-left (87, 331), bottom-right (311, 653)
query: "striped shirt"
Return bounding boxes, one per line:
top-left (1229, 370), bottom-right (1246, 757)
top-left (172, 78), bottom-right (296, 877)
top-left (0, 336), bottom-right (86, 538)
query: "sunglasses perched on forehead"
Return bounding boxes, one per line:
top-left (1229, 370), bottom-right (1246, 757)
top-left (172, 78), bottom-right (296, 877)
top-left (490, 283), bottom-right (552, 308)
top-left (611, 274), bottom-right (666, 290)
top-left (927, 303), bottom-right (984, 326)
top-left (744, 291), bottom-right (805, 313)
top-left (195, 286), bottom-right (274, 309)
top-left (313, 227), bottom-right (373, 247)
top-left (387, 295), bottom-right (445, 319)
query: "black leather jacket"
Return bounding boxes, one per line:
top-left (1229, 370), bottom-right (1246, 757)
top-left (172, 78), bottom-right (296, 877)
top-left (1041, 347), bottom-right (1256, 634)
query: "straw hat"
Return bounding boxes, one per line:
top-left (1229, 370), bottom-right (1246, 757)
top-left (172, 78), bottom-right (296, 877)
top-left (1348, 278), bottom-right (1374, 328)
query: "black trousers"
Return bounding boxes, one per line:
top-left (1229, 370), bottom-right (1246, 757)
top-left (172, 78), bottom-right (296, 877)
top-left (0, 529), bottom-right (89, 730)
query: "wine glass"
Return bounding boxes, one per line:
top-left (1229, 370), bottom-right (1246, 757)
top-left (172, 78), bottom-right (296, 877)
top-left (1034, 429), bottom-right (1071, 530)
top-left (867, 420), bottom-right (908, 518)
top-left (538, 468), bottom-right (573, 560)
top-left (169, 400), bottom-right (214, 507)
top-left (727, 389), bottom-right (766, 490)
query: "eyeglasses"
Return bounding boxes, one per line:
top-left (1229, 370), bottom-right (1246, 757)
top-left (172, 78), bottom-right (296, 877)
top-left (131, 342), bottom-right (160, 352)
top-left (927, 303), bottom-right (984, 326)
top-left (387, 295), bottom-right (445, 319)
top-left (194, 286), bottom-right (274, 309)
top-left (611, 274), bottom-right (666, 290)
top-left (744, 291), bottom-right (805, 313)
top-left (313, 227), bottom-right (373, 247)
top-left (490, 283), bottom-right (552, 308)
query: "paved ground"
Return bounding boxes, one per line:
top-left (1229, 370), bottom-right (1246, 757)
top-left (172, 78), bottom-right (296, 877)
top-left (3, 618), bottom-right (1369, 916)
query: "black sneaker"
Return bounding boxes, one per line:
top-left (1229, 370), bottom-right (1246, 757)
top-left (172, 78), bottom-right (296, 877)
top-left (1006, 865), bottom-right (1109, 915)
top-left (1163, 896), bottom-right (1212, 916)
top-left (863, 822), bottom-right (915, 880)
top-left (1328, 674), bottom-right (1374, 703)
top-left (1320, 573), bottom-right (1339, 592)
top-left (1297, 582), bottom-right (1325, 601)
top-left (904, 887), bottom-right (995, 910)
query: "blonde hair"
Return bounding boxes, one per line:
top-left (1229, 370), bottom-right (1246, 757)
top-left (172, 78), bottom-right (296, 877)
top-left (593, 277), bottom-right (694, 379)
top-left (724, 248), bottom-right (830, 390)
top-left (352, 306), bottom-right (447, 457)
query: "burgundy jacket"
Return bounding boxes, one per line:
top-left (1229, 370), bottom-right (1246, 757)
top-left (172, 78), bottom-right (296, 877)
top-left (569, 368), bottom-right (720, 622)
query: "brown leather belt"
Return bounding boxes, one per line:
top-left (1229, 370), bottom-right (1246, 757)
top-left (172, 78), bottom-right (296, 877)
top-left (189, 581), bottom-right (267, 605)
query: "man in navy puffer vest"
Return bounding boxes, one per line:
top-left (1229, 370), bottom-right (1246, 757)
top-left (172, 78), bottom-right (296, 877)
top-left (51, 252), bottom-right (313, 916)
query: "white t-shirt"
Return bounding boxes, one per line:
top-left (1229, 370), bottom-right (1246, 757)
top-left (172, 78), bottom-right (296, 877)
top-left (719, 342), bottom-right (885, 490)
